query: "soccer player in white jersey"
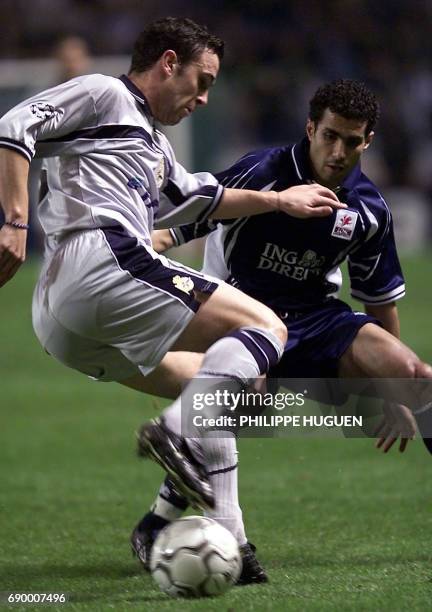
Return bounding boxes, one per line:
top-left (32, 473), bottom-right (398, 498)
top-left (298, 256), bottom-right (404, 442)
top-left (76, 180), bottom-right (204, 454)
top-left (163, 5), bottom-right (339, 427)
top-left (0, 18), bottom-right (347, 581)
top-left (139, 79), bottom-right (432, 583)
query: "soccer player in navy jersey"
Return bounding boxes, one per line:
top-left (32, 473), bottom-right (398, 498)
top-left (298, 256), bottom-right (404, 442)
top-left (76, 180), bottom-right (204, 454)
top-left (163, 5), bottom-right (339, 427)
top-left (134, 80), bottom-right (432, 582)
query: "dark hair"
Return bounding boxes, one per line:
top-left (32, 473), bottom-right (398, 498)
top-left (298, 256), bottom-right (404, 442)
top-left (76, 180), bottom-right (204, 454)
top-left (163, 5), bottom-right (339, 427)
top-left (309, 79), bottom-right (380, 135)
top-left (130, 17), bottom-right (224, 73)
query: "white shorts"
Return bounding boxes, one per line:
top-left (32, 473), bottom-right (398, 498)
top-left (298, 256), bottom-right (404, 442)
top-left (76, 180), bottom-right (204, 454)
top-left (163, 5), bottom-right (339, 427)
top-left (32, 226), bottom-right (219, 381)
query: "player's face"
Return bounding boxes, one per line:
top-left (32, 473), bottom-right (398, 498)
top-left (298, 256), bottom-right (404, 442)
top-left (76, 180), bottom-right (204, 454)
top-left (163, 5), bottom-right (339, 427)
top-left (159, 49), bottom-right (219, 125)
top-left (306, 109), bottom-right (374, 189)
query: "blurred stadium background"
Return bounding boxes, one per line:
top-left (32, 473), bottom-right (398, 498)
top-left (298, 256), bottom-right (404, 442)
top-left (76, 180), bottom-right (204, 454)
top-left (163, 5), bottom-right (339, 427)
top-left (1, 2), bottom-right (432, 609)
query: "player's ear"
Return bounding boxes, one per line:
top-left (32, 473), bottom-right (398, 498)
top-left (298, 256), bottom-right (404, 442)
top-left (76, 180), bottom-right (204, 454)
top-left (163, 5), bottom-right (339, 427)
top-left (363, 130), bottom-right (374, 150)
top-left (306, 119), bottom-right (315, 141)
top-left (161, 50), bottom-right (179, 77)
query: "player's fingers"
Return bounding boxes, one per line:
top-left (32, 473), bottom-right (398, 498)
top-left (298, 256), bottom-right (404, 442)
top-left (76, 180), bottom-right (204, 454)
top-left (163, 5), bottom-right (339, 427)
top-left (311, 195), bottom-right (347, 209)
top-left (373, 418), bottom-right (386, 437)
top-left (375, 436), bottom-right (385, 449)
top-left (0, 259), bottom-right (22, 287)
top-left (306, 206), bottom-right (334, 217)
top-left (0, 245), bottom-right (25, 267)
top-left (399, 438), bottom-right (409, 453)
top-left (313, 185), bottom-right (340, 202)
top-left (376, 422), bottom-right (392, 447)
top-left (382, 436), bottom-right (397, 453)
top-left (313, 190), bottom-right (347, 208)
top-left (375, 429), bottom-right (391, 448)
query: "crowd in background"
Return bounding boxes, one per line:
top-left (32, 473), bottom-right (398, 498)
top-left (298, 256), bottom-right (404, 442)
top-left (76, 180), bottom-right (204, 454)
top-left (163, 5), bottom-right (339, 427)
top-left (1, 0), bottom-right (432, 244)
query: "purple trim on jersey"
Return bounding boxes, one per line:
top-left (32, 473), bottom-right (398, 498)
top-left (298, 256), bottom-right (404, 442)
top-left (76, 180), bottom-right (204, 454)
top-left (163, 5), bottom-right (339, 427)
top-left (163, 180), bottom-right (218, 207)
top-left (162, 179), bottom-right (186, 206)
top-left (162, 180), bottom-right (223, 219)
top-left (39, 124), bottom-right (155, 149)
top-left (196, 185), bottom-right (224, 223)
top-left (0, 137), bottom-right (33, 163)
top-left (227, 329), bottom-right (281, 374)
top-left (102, 225), bottom-right (218, 312)
top-left (119, 74), bottom-right (152, 114)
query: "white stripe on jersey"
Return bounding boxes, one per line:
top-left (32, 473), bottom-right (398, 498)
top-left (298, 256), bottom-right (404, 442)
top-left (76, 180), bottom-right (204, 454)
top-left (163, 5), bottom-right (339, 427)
top-left (230, 161), bottom-right (261, 188)
top-left (291, 144), bottom-right (303, 180)
top-left (222, 180), bottom-right (276, 271)
top-left (349, 254), bottom-right (382, 282)
top-left (351, 284), bottom-right (406, 305)
top-left (359, 200), bottom-right (379, 241)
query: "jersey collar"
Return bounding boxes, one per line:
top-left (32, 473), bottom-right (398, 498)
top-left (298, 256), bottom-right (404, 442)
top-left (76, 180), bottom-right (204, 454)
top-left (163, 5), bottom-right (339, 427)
top-left (119, 74), bottom-right (153, 120)
top-left (292, 136), bottom-right (362, 194)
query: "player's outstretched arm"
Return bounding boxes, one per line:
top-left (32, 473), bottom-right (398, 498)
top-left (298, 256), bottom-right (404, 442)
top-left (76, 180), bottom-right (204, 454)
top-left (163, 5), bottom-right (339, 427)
top-left (0, 149), bottom-right (30, 287)
top-left (212, 183), bottom-right (346, 220)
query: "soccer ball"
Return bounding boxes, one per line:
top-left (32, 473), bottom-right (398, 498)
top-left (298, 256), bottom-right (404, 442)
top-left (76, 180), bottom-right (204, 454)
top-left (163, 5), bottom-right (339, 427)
top-left (150, 516), bottom-right (242, 598)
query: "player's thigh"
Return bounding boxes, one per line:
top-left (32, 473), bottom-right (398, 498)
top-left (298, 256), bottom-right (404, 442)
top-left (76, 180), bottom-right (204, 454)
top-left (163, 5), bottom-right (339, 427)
top-left (169, 281), bottom-right (287, 353)
top-left (120, 351), bottom-right (204, 398)
top-left (338, 322), bottom-right (419, 378)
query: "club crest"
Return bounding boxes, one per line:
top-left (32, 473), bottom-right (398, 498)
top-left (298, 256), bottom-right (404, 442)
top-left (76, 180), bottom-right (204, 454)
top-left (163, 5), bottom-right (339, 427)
top-left (331, 209), bottom-right (358, 240)
top-left (30, 102), bottom-right (55, 120)
top-left (172, 275), bottom-right (194, 294)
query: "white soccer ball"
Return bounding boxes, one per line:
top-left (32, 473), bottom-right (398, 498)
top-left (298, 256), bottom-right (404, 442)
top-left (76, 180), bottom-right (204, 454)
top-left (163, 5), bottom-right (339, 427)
top-left (150, 516), bottom-right (242, 598)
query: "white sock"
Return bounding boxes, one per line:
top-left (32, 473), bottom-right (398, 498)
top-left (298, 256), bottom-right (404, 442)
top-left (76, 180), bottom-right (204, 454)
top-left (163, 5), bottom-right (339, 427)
top-left (163, 328), bottom-right (284, 436)
top-left (202, 432), bottom-right (247, 545)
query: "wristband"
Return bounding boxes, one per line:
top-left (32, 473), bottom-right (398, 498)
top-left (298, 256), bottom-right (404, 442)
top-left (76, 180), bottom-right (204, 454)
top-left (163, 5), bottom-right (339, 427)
top-left (4, 220), bottom-right (29, 230)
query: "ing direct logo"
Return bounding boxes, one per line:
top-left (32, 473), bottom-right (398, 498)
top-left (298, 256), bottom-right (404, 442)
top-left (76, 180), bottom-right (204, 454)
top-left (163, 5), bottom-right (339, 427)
top-left (257, 243), bottom-right (325, 281)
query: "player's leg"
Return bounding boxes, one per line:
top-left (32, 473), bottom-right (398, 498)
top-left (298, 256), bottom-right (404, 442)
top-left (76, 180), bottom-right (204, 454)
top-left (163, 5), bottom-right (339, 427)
top-left (132, 285), bottom-right (285, 562)
top-left (137, 282), bottom-right (286, 509)
top-left (132, 432), bottom-right (245, 558)
top-left (33, 228), bottom-right (286, 509)
top-left (338, 322), bottom-right (432, 380)
top-left (168, 282), bottom-right (285, 352)
top-left (132, 435), bottom-right (268, 584)
top-left (120, 351), bottom-right (204, 398)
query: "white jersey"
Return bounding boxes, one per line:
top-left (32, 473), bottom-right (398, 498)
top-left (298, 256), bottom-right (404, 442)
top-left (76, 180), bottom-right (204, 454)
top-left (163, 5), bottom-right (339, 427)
top-left (0, 73), bottom-right (223, 253)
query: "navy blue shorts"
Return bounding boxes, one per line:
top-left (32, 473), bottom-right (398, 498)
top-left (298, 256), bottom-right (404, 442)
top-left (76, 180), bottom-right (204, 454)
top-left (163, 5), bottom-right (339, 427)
top-left (270, 298), bottom-right (380, 378)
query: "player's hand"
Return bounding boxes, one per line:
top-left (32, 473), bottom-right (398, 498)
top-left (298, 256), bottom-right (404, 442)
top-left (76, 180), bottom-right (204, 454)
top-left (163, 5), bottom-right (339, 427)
top-left (278, 183), bottom-right (347, 218)
top-left (151, 229), bottom-right (175, 253)
top-left (374, 402), bottom-right (416, 453)
top-left (0, 224), bottom-right (27, 287)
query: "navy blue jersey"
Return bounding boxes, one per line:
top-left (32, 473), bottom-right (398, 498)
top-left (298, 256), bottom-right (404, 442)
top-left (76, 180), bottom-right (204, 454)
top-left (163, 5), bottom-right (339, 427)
top-left (171, 138), bottom-right (405, 312)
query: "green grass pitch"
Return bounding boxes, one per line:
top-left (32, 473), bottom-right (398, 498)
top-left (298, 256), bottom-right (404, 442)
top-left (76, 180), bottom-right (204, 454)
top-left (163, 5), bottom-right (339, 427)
top-left (1, 253), bottom-right (432, 611)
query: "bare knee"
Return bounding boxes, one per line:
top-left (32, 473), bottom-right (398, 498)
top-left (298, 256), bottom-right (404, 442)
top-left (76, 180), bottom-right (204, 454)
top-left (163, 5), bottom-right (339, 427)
top-left (265, 311), bottom-right (287, 345)
top-left (245, 301), bottom-right (287, 345)
top-left (395, 354), bottom-right (426, 379)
